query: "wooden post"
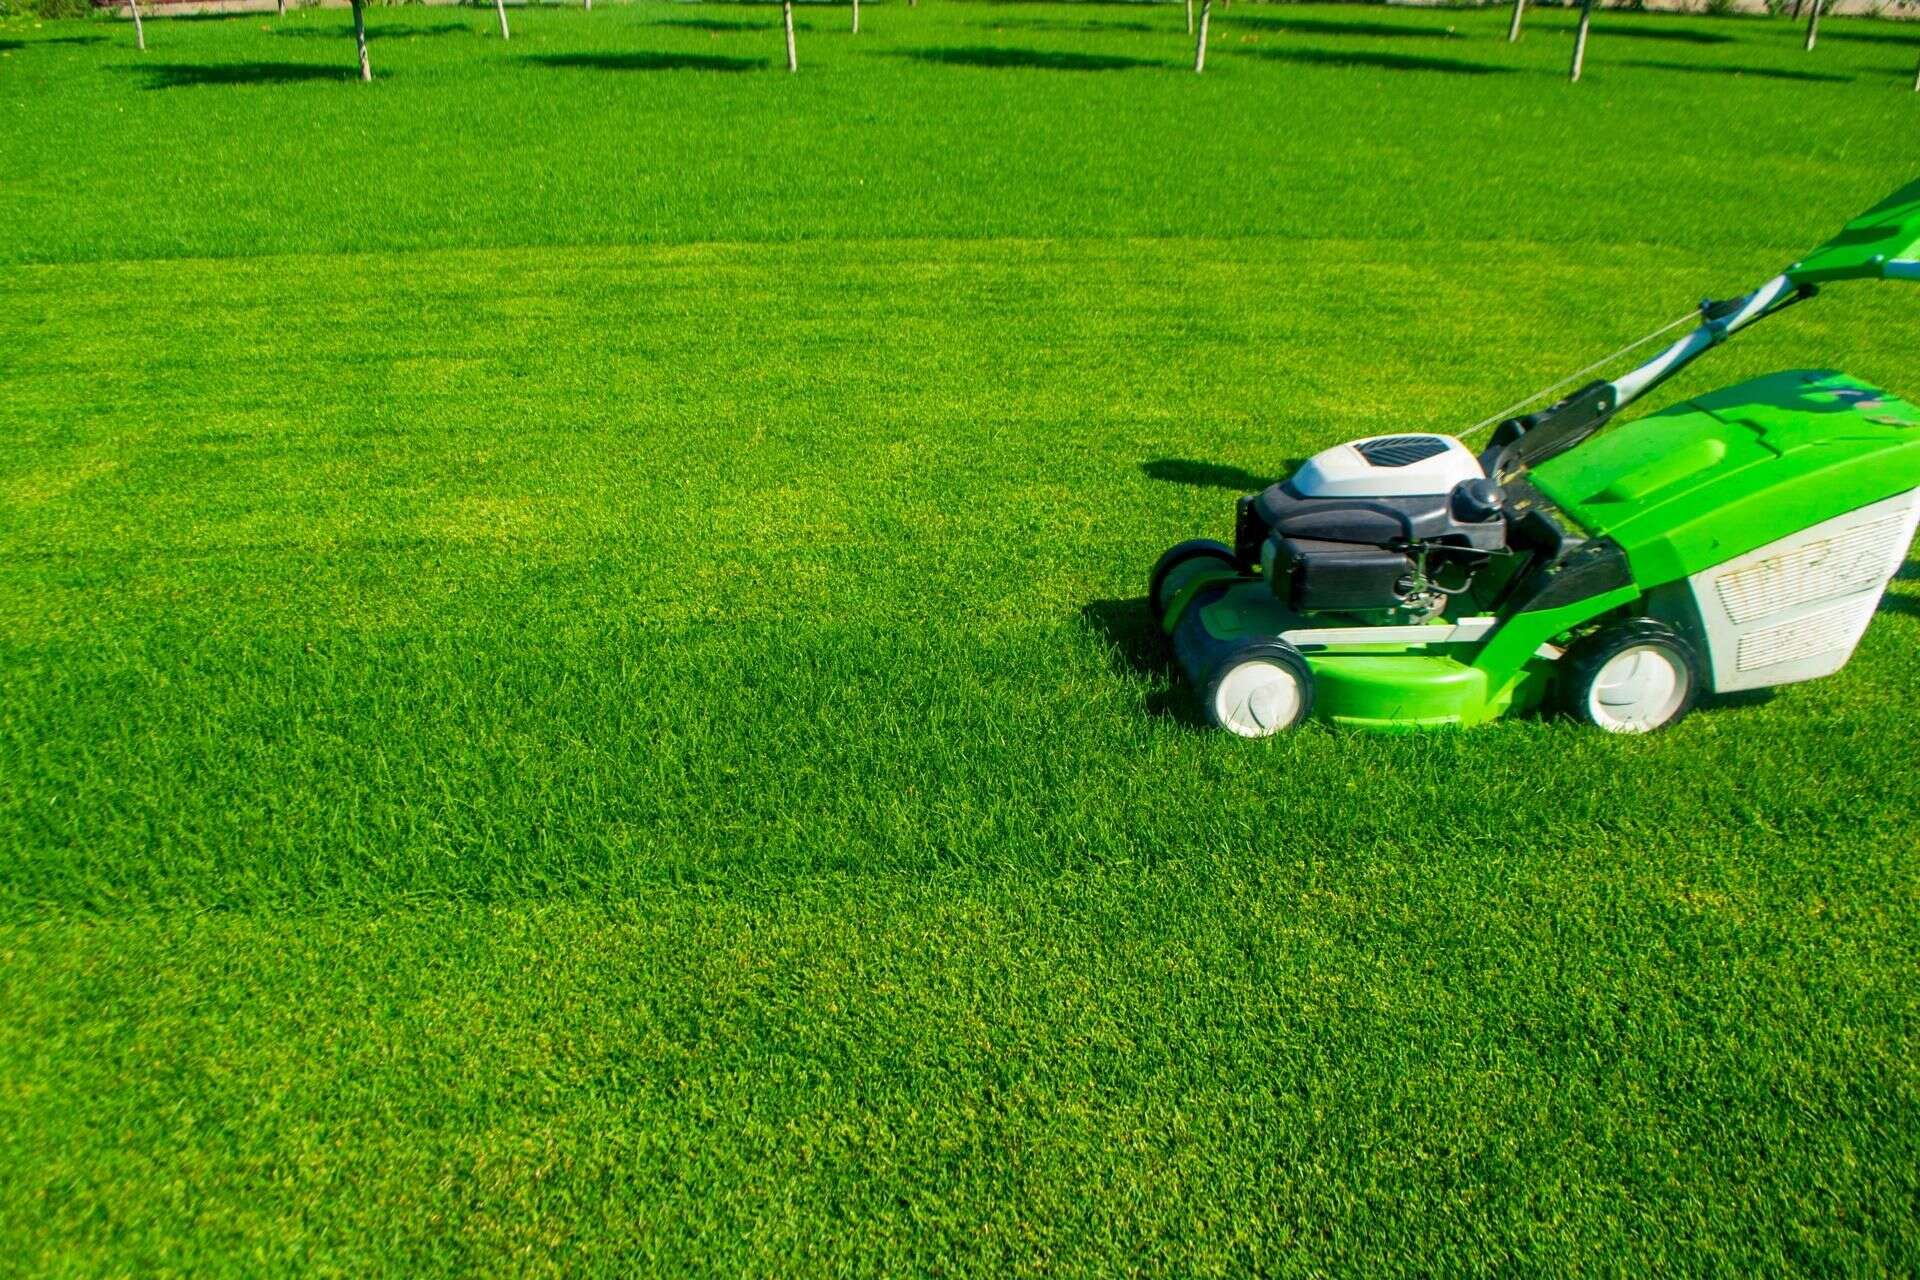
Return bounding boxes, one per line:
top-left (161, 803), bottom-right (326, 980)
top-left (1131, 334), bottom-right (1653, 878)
top-left (1803, 0), bottom-right (1820, 51)
top-left (1507, 0), bottom-right (1525, 43)
top-left (851, 0), bottom-right (859, 33)
top-left (352, 0), bottom-right (370, 80)
top-left (1569, 0), bottom-right (1592, 82)
top-left (1193, 0), bottom-right (1210, 71)
top-left (128, 0), bottom-right (145, 50)
top-left (783, 0), bottom-right (797, 71)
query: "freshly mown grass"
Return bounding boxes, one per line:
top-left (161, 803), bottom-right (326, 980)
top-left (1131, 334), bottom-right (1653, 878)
top-left (2, 2), bottom-right (1918, 1272)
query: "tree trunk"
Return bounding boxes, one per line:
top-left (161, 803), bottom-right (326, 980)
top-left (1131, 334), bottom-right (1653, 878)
top-left (851, 0), bottom-right (859, 33)
top-left (353, 0), bottom-right (370, 81)
top-left (1913, 50), bottom-right (1919, 91)
top-left (1789, 0), bottom-right (1802, 18)
top-left (1803, 0), bottom-right (1820, 51)
top-left (128, 0), bottom-right (145, 50)
top-left (1193, 0), bottom-right (1210, 71)
top-left (1569, 0), bottom-right (1592, 82)
top-left (584, 0), bottom-right (592, 10)
top-left (494, 0), bottom-right (510, 41)
top-left (277, 0), bottom-right (286, 16)
top-left (1507, 0), bottom-right (1525, 43)
top-left (1185, 0), bottom-right (1193, 36)
top-left (783, 0), bottom-right (797, 71)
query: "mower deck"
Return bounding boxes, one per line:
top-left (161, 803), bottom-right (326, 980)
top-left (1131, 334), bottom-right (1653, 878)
top-left (1168, 578), bottom-right (1552, 730)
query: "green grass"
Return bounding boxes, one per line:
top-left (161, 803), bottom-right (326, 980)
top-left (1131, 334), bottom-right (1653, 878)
top-left (3, 2), bottom-right (1919, 1272)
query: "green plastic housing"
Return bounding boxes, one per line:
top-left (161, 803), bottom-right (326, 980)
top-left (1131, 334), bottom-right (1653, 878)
top-left (1529, 370), bottom-right (1920, 587)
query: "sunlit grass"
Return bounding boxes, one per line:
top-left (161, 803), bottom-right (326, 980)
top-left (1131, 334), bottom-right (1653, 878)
top-left (2, 3), bottom-right (1918, 1272)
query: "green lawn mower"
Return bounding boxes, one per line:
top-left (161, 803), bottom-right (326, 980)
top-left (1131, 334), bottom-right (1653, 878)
top-left (1154, 178), bottom-right (1920, 736)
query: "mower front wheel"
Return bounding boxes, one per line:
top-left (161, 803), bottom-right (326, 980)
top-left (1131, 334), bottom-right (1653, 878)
top-left (1149, 538), bottom-right (1239, 621)
top-left (1204, 640), bottom-right (1314, 738)
top-left (1558, 619), bottom-right (1702, 734)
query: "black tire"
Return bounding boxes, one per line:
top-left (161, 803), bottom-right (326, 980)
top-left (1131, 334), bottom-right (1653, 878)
top-left (1202, 640), bottom-right (1314, 738)
top-left (1557, 618), bottom-right (1702, 734)
top-left (1148, 538), bottom-right (1239, 620)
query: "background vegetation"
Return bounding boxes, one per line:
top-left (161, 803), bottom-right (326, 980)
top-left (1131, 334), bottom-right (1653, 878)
top-left (3, 2), bottom-right (1918, 1273)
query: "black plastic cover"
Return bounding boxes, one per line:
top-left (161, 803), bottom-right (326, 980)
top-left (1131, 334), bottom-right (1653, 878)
top-left (1512, 538), bottom-right (1634, 614)
top-left (1270, 537), bottom-right (1412, 613)
top-left (1251, 482), bottom-right (1507, 553)
top-left (1491, 380), bottom-right (1618, 482)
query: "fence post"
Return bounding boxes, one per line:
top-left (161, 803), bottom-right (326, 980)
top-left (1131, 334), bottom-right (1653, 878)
top-left (1569, 0), bottom-right (1593, 82)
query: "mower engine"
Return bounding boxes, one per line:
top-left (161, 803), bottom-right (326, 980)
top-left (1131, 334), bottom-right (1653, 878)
top-left (1234, 433), bottom-right (1509, 621)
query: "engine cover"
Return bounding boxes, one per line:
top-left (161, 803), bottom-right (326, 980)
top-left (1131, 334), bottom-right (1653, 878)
top-left (1291, 434), bottom-right (1485, 498)
top-left (1232, 432), bottom-right (1511, 613)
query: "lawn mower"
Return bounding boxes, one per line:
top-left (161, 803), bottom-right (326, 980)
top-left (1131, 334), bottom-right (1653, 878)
top-left (1152, 178), bottom-right (1920, 735)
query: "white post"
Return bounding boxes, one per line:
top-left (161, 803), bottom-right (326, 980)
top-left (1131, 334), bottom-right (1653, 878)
top-left (128, 0), bottom-right (145, 50)
top-left (1507, 0), bottom-right (1525, 43)
top-left (1913, 51), bottom-right (1918, 92)
top-left (852, 0), bottom-right (859, 33)
top-left (783, 0), bottom-right (797, 71)
top-left (1193, 0), bottom-right (1210, 71)
top-left (1569, 0), bottom-right (1592, 82)
top-left (1185, 0), bottom-right (1193, 36)
top-left (585, 0), bottom-right (592, 10)
top-left (494, 0), bottom-right (510, 40)
top-left (353, 0), bottom-right (370, 80)
top-left (277, 0), bottom-right (286, 16)
top-left (1803, 0), bottom-right (1820, 51)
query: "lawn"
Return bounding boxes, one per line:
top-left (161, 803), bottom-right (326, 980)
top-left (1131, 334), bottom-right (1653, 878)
top-left (2, 0), bottom-right (1919, 1272)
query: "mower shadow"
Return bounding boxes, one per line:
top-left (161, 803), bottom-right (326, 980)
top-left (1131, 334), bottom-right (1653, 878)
top-left (1879, 560), bottom-right (1920, 615)
top-left (1876, 594), bottom-right (1919, 617)
top-left (897, 45), bottom-right (1167, 71)
top-left (1080, 597), bottom-right (1208, 728)
top-left (1142, 458), bottom-right (1297, 491)
top-left (1249, 47), bottom-right (1513, 76)
top-left (528, 51), bottom-right (770, 72)
top-left (1705, 687), bottom-right (1779, 714)
top-left (121, 61), bottom-right (362, 88)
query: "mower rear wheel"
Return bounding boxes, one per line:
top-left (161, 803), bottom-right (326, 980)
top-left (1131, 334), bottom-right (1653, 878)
top-left (1559, 619), bottom-right (1701, 734)
top-left (1204, 640), bottom-right (1314, 738)
top-left (1149, 539), bottom-right (1239, 620)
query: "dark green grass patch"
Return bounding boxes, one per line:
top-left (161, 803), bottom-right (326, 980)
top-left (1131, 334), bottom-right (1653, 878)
top-left (2, 3), bottom-right (1919, 1273)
